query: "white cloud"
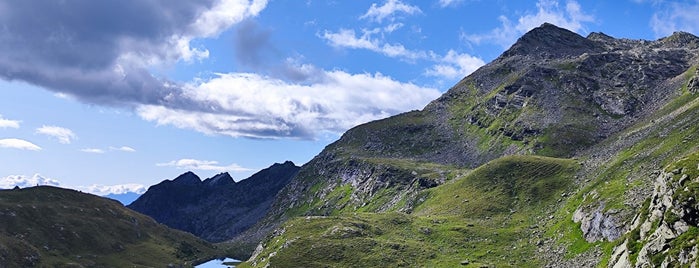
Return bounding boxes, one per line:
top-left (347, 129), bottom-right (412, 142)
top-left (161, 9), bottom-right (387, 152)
top-left (138, 70), bottom-right (440, 139)
top-left (157, 158), bottom-right (252, 173)
top-left (425, 50), bottom-right (485, 79)
top-left (0, 115), bottom-right (20, 128)
top-left (360, 0), bottom-right (422, 22)
top-left (464, 0), bottom-right (594, 48)
top-left (649, 1), bottom-right (699, 37)
top-left (0, 173), bottom-right (146, 195)
top-left (0, 138), bottom-right (41, 151)
top-left (81, 148), bottom-right (105, 154)
top-left (321, 28), bottom-right (428, 61)
top-left (0, 174), bottom-right (59, 189)
top-left (321, 28), bottom-right (484, 80)
top-left (175, 0), bottom-right (270, 62)
top-left (36, 125), bottom-right (76, 144)
top-left (75, 183), bottom-right (147, 195)
top-left (0, 1), bottom-right (268, 109)
top-left (110, 146), bottom-right (136, 152)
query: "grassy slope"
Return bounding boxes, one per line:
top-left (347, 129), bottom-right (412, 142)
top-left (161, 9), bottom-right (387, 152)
top-left (543, 70), bottom-right (699, 266)
top-left (0, 186), bottom-right (221, 267)
top-left (240, 155), bottom-right (578, 267)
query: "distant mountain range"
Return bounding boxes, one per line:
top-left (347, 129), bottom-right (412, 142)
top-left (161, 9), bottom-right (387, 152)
top-left (128, 161), bottom-right (300, 242)
top-left (103, 191), bottom-right (142, 205)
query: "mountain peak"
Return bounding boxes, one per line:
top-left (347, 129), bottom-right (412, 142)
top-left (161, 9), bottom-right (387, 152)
top-left (657, 31), bottom-right (699, 49)
top-left (171, 171), bottom-right (201, 185)
top-left (203, 172), bottom-right (235, 186)
top-left (501, 23), bottom-right (600, 59)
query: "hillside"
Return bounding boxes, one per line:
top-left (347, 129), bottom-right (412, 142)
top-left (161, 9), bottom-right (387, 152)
top-left (228, 23), bottom-right (699, 267)
top-left (0, 186), bottom-right (219, 267)
top-left (128, 161), bottom-right (299, 242)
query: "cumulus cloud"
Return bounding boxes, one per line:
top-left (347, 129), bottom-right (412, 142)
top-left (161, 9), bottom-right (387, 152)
top-left (74, 183), bottom-right (147, 195)
top-left (0, 0), bottom-right (267, 107)
top-left (36, 126), bottom-right (76, 144)
top-left (649, 1), bottom-right (699, 37)
top-left (0, 174), bottom-right (60, 188)
top-left (138, 71), bottom-right (441, 138)
top-left (0, 115), bottom-right (20, 128)
top-left (425, 50), bottom-right (485, 79)
top-left (0, 138), bottom-right (41, 151)
top-left (360, 0), bottom-right (422, 22)
top-left (463, 0), bottom-right (594, 48)
top-left (0, 173), bottom-right (146, 195)
top-left (81, 148), bottom-right (105, 154)
top-left (157, 159), bottom-right (252, 172)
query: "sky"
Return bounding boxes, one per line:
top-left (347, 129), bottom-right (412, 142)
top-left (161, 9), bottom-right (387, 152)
top-left (1, 0), bottom-right (698, 195)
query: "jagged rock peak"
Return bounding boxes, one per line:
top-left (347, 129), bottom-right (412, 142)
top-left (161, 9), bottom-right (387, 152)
top-left (501, 22), bottom-right (600, 59)
top-left (657, 31), bottom-right (699, 49)
top-left (171, 171), bottom-right (201, 185)
top-left (203, 172), bottom-right (235, 186)
top-left (586, 31), bottom-right (614, 42)
top-left (274, 160), bottom-right (296, 167)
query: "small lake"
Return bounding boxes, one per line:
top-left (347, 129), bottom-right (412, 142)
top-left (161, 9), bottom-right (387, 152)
top-left (195, 257), bottom-right (241, 268)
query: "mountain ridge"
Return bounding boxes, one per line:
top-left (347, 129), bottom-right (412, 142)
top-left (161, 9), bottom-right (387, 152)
top-left (128, 161), bottom-right (300, 242)
top-left (228, 23), bottom-right (699, 267)
top-left (0, 186), bottom-right (220, 267)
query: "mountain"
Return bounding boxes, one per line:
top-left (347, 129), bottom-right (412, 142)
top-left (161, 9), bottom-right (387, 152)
top-left (0, 186), bottom-right (220, 267)
top-left (128, 161), bottom-right (300, 243)
top-left (229, 24), bottom-right (699, 267)
top-left (103, 191), bottom-right (142, 205)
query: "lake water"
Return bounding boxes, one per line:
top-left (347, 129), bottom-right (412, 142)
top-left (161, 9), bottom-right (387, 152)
top-left (195, 257), bottom-right (241, 268)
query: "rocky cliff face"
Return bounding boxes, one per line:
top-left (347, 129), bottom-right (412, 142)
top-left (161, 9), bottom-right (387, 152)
top-left (231, 24), bottom-right (699, 266)
top-left (609, 153), bottom-right (699, 267)
top-left (128, 161), bottom-right (299, 242)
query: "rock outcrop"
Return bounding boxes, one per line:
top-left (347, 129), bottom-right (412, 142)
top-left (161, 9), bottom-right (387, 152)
top-left (609, 154), bottom-right (699, 267)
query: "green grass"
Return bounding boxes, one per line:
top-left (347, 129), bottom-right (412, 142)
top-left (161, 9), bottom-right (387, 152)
top-left (0, 186), bottom-right (221, 267)
top-left (241, 155), bottom-right (578, 267)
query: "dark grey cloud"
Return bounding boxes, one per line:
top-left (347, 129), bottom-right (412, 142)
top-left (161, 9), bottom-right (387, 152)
top-left (233, 20), bottom-right (326, 83)
top-left (0, 0), bottom-right (224, 107)
top-left (234, 20), bottom-right (275, 69)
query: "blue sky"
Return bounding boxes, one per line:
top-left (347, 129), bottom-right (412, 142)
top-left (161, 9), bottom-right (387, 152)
top-left (1, 0), bottom-right (698, 195)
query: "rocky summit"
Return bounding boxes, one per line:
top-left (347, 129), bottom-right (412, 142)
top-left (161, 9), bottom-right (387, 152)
top-left (128, 161), bottom-right (299, 242)
top-left (226, 23), bottom-right (699, 267)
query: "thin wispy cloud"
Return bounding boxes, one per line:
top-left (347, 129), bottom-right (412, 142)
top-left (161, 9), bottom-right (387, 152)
top-left (360, 0), bottom-right (422, 22)
top-left (0, 138), bottom-right (41, 151)
top-left (463, 0), bottom-right (594, 48)
top-left (649, 1), bottom-right (699, 37)
top-left (81, 148), bottom-right (105, 154)
top-left (157, 158), bottom-right (252, 172)
top-left (36, 126), bottom-right (76, 144)
top-left (321, 28), bottom-right (428, 60)
top-left (437, 0), bottom-right (463, 8)
top-left (0, 115), bottom-right (20, 128)
top-left (110, 146), bottom-right (136, 152)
